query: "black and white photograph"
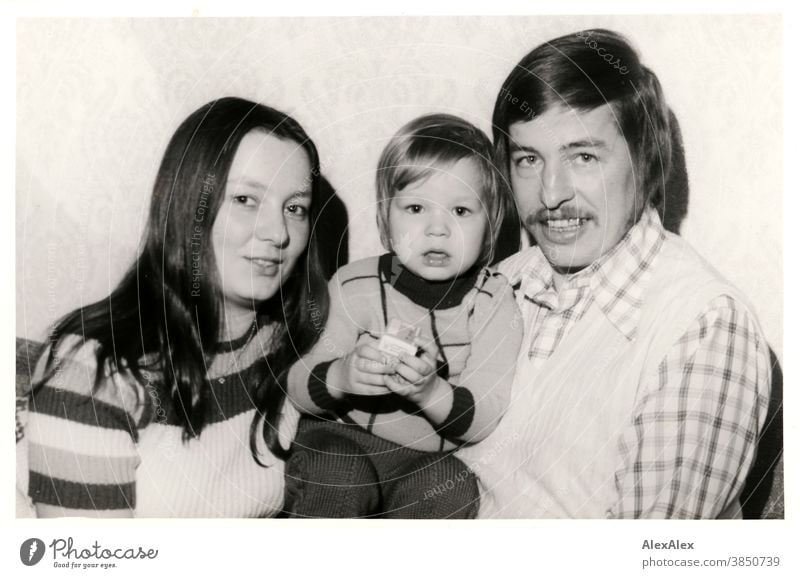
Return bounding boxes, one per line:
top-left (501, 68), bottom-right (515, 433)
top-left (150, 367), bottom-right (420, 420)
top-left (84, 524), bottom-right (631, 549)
top-left (5, 4), bottom-right (793, 576)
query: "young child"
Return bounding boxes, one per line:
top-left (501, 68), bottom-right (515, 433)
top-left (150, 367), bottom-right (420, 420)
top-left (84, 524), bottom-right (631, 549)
top-left (285, 113), bottom-right (523, 518)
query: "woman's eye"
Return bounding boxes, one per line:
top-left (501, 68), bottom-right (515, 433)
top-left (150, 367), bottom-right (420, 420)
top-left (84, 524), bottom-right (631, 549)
top-left (232, 195), bottom-right (257, 207)
top-left (286, 204), bottom-right (309, 218)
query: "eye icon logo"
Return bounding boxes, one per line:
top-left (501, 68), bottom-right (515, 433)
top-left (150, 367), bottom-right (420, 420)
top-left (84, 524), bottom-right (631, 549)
top-left (20, 538), bottom-right (46, 566)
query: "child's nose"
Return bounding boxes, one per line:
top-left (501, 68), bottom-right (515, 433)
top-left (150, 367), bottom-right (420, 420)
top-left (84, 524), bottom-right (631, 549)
top-left (425, 212), bottom-right (450, 237)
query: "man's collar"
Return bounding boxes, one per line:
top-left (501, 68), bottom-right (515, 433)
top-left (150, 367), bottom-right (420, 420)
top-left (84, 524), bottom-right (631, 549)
top-left (513, 207), bottom-right (666, 340)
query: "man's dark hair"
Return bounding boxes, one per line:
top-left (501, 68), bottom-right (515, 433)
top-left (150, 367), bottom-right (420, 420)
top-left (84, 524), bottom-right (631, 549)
top-left (492, 29), bottom-right (673, 216)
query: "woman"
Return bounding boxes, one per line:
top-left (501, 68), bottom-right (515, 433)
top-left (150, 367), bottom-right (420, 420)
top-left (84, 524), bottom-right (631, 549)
top-left (25, 97), bottom-right (328, 517)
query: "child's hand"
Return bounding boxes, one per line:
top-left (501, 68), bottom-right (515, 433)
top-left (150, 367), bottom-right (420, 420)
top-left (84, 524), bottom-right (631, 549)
top-left (385, 338), bottom-right (442, 406)
top-left (330, 343), bottom-right (393, 397)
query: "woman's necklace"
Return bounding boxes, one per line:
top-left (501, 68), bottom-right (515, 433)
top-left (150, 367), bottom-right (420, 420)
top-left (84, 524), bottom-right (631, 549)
top-left (215, 319), bottom-right (258, 384)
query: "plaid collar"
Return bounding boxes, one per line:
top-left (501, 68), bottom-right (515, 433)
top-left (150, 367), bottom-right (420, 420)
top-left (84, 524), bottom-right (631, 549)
top-left (512, 207), bottom-right (666, 340)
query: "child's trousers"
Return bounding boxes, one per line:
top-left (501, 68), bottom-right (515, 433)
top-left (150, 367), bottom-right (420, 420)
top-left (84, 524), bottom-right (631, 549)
top-left (283, 417), bottom-right (480, 518)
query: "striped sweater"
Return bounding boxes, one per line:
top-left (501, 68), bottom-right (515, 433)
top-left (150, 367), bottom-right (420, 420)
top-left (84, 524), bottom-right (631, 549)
top-left (287, 253), bottom-right (523, 451)
top-left (26, 324), bottom-right (299, 517)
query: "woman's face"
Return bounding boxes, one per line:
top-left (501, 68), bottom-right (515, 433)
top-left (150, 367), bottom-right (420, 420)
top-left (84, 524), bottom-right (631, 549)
top-left (211, 130), bottom-right (312, 325)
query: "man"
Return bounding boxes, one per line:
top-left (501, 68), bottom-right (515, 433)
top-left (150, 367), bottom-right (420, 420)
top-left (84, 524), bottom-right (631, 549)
top-left (457, 29), bottom-right (771, 518)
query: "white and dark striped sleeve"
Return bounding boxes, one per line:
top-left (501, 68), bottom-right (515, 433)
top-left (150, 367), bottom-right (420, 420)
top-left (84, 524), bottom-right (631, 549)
top-left (611, 295), bottom-right (771, 518)
top-left (27, 341), bottom-right (141, 512)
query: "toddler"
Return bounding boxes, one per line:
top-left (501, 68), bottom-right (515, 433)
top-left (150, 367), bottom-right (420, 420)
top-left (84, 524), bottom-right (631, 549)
top-left (285, 113), bottom-right (523, 518)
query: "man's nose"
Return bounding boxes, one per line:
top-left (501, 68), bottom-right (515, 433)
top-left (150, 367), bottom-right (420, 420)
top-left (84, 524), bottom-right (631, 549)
top-left (540, 161), bottom-right (574, 209)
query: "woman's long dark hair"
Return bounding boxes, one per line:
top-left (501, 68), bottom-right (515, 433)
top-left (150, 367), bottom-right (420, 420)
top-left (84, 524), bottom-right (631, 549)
top-left (37, 97), bottom-right (328, 459)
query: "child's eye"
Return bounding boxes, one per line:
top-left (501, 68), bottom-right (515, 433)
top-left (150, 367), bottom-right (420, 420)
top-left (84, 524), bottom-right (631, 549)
top-left (286, 204), bottom-right (309, 219)
top-left (406, 204), bottom-right (423, 214)
top-left (453, 206), bottom-right (472, 217)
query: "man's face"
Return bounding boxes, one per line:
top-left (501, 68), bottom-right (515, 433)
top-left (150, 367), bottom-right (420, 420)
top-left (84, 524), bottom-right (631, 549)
top-left (508, 103), bottom-right (640, 274)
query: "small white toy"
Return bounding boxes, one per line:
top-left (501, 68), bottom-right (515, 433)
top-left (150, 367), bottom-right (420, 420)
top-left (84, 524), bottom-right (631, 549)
top-left (377, 319), bottom-right (420, 363)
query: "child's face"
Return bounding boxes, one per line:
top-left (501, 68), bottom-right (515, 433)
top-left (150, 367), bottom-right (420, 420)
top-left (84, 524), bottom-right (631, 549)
top-left (388, 157), bottom-right (488, 281)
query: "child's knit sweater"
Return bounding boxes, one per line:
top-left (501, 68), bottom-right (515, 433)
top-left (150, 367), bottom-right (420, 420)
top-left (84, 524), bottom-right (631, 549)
top-left (288, 253), bottom-right (523, 452)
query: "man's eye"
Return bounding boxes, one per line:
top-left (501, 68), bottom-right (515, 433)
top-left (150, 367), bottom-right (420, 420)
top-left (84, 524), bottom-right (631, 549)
top-left (514, 154), bottom-right (539, 167)
top-left (575, 152), bottom-right (597, 164)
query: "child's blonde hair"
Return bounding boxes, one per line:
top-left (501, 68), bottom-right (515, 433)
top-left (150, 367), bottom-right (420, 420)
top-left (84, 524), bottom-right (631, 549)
top-left (375, 113), bottom-right (506, 266)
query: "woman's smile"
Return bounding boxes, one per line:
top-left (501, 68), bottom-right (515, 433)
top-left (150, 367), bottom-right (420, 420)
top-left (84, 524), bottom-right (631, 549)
top-left (246, 256), bottom-right (282, 276)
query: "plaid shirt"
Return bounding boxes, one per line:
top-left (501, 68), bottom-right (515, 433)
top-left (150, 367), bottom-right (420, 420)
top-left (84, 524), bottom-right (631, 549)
top-left (501, 208), bottom-right (771, 518)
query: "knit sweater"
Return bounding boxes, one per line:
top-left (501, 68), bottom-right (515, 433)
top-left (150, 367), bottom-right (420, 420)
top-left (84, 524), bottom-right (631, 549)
top-left (457, 229), bottom-right (769, 518)
top-left (26, 324), bottom-right (298, 517)
top-left (287, 253), bottom-right (523, 452)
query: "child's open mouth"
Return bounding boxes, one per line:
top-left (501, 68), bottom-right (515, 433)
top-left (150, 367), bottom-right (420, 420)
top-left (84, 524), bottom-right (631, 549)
top-left (423, 251), bottom-right (450, 267)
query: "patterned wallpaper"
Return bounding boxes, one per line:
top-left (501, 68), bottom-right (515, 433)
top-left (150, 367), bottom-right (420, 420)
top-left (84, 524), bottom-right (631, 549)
top-left (16, 15), bottom-right (782, 363)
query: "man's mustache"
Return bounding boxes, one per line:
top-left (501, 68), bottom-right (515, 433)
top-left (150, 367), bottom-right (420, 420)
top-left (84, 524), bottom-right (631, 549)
top-left (524, 208), bottom-right (592, 226)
